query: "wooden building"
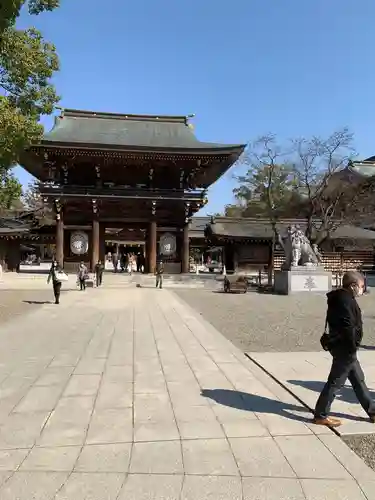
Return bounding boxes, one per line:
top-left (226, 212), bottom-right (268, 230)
top-left (4, 143), bottom-right (375, 275)
top-left (197, 217), bottom-right (375, 273)
top-left (0, 214), bottom-right (55, 271)
top-left (1, 214), bottom-right (375, 275)
top-left (20, 109), bottom-right (245, 273)
top-left (0, 217), bottom-right (31, 271)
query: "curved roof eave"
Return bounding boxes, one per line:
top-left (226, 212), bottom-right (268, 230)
top-left (348, 160), bottom-right (375, 179)
top-left (35, 140), bottom-right (246, 156)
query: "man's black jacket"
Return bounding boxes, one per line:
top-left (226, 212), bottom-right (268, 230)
top-left (326, 288), bottom-right (363, 354)
top-left (95, 263), bottom-right (104, 275)
top-left (155, 262), bottom-right (164, 275)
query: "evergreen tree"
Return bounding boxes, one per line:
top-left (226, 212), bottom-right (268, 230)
top-left (0, 0), bottom-right (60, 209)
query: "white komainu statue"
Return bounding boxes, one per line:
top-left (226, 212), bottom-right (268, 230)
top-left (279, 225), bottom-right (320, 270)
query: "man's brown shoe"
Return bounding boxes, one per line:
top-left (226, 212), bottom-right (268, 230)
top-left (313, 417), bottom-right (342, 428)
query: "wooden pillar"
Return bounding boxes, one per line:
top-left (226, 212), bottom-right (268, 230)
top-left (92, 218), bottom-right (100, 271)
top-left (148, 220), bottom-right (157, 273)
top-left (99, 223), bottom-right (105, 263)
top-left (56, 214), bottom-right (64, 267)
top-left (233, 245), bottom-right (239, 272)
top-left (182, 224), bottom-right (189, 273)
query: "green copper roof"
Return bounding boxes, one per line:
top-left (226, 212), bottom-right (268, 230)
top-left (41, 109), bottom-right (245, 153)
top-left (204, 217), bottom-right (375, 241)
top-left (349, 160), bottom-right (375, 178)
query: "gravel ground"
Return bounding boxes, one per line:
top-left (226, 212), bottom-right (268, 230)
top-left (0, 289), bottom-right (67, 326)
top-left (174, 289), bottom-right (375, 352)
top-left (343, 434), bottom-right (375, 472)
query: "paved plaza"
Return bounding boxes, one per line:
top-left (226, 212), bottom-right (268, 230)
top-left (249, 351), bottom-right (375, 437)
top-left (0, 289), bottom-right (54, 326)
top-left (0, 286), bottom-right (374, 498)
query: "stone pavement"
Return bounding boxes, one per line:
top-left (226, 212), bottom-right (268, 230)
top-left (249, 351), bottom-right (375, 436)
top-left (0, 273), bottom-right (78, 290)
top-left (0, 288), bottom-right (374, 499)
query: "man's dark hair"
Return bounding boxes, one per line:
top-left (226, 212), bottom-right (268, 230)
top-left (342, 271), bottom-right (364, 289)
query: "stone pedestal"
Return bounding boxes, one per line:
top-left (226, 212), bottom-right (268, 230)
top-left (274, 266), bottom-right (332, 295)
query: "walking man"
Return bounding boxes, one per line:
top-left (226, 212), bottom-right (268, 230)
top-left (112, 251), bottom-right (119, 273)
top-left (77, 261), bottom-right (88, 291)
top-left (155, 259), bottom-right (164, 289)
top-left (47, 260), bottom-right (63, 304)
top-left (314, 271), bottom-right (375, 427)
top-left (95, 259), bottom-right (104, 287)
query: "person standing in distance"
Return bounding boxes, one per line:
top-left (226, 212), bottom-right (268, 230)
top-left (155, 259), bottom-right (164, 289)
top-left (314, 271), bottom-right (375, 427)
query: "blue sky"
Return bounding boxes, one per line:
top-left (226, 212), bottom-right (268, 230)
top-left (14, 0), bottom-right (375, 214)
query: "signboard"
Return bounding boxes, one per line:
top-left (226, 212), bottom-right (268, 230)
top-left (70, 231), bottom-right (89, 255)
top-left (290, 273), bottom-right (329, 292)
top-left (159, 232), bottom-right (176, 256)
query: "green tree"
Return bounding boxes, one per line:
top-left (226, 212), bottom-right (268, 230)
top-left (228, 136), bottom-right (303, 220)
top-left (0, 171), bottom-right (22, 211)
top-left (0, 0), bottom-right (60, 209)
top-left (224, 204), bottom-right (245, 217)
top-left (1, 0), bottom-right (59, 33)
top-left (234, 162), bottom-right (300, 218)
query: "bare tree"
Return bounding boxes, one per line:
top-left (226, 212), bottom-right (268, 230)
top-left (230, 128), bottom-right (375, 285)
top-left (240, 134), bottom-right (298, 284)
top-left (291, 128), bottom-right (368, 244)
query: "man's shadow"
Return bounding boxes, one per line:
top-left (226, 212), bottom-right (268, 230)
top-left (201, 388), bottom-right (311, 423)
top-left (23, 300), bottom-right (52, 305)
top-left (360, 345), bottom-right (375, 351)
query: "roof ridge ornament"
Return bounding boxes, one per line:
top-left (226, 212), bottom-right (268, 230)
top-left (55, 106), bottom-right (64, 118)
top-left (186, 113), bottom-right (195, 129)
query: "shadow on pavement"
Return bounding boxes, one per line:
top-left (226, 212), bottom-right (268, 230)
top-left (22, 300), bottom-right (52, 305)
top-left (201, 388), bottom-right (311, 423)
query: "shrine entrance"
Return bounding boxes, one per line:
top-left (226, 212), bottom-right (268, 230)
top-left (105, 233), bottom-right (146, 273)
top-left (20, 109), bottom-right (245, 274)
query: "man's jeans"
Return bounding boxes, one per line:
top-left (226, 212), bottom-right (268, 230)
top-left (315, 351), bottom-right (375, 419)
top-left (156, 275), bottom-right (163, 289)
top-left (53, 281), bottom-right (61, 304)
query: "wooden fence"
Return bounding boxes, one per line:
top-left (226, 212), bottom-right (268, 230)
top-left (273, 250), bottom-right (374, 273)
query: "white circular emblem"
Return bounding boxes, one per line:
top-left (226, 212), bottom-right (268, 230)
top-left (159, 233), bottom-right (176, 256)
top-left (70, 231), bottom-right (89, 255)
